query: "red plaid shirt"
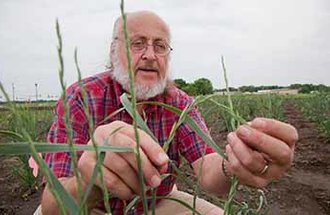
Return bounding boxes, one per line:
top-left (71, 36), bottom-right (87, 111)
top-left (45, 70), bottom-right (214, 215)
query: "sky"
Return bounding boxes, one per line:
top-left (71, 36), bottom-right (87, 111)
top-left (0, 0), bottom-right (329, 100)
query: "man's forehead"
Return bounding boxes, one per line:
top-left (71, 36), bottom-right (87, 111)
top-left (115, 11), bottom-right (170, 40)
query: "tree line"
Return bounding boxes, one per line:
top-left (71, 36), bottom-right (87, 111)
top-left (174, 78), bottom-right (330, 96)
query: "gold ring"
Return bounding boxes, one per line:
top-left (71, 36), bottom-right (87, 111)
top-left (259, 164), bottom-right (269, 175)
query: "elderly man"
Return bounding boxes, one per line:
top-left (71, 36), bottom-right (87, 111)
top-left (40, 11), bottom-right (298, 215)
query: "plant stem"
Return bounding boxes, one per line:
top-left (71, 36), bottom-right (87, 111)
top-left (120, 1), bottom-right (148, 214)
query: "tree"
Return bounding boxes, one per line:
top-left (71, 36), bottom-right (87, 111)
top-left (289, 84), bottom-right (302, 89)
top-left (193, 78), bottom-right (213, 95)
top-left (183, 84), bottom-right (198, 96)
top-left (290, 84), bottom-right (330, 93)
top-left (239, 85), bottom-right (257, 93)
top-left (174, 79), bottom-right (188, 90)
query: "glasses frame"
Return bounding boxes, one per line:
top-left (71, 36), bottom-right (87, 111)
top-left (114, 37), bottom-right (173, 57)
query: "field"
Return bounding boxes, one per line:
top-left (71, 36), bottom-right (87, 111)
top-left (0, 93), bottom-right (329, 214)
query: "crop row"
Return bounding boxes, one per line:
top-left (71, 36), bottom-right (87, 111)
top-left (289, 93), bottom-right (330, 139)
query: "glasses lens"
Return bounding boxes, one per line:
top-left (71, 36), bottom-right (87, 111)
top-left (131, 39), bottom-right (146, 52)
top-left (154, 41), bottom-right (167, 55)
top-left (130, 38), bottom-right (171, 56)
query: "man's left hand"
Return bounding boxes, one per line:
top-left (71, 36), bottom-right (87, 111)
top-left (225, 117), bottom-right (298, 187)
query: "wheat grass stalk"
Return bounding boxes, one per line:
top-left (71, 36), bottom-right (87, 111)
top-left (120, 1), bottom-right (148, 213)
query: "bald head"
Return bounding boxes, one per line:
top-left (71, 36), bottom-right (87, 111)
top-left (112, 11), bottom-right (170, 42)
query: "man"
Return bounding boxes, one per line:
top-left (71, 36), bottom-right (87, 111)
top-left (40, 11), bottom-right (298, 215)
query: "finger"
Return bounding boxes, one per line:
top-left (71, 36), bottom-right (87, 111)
top-left (158, 163), bottom-right (168, 174)
top-left (101, 121), bottom-right (169, 168)
top-left (78, 152), bottom-right (134, 200)
top-left (103, 152), bottom-right (141, 194)
top-left (113, 133), bottom-right (163, 188)
top-left (96, 121), bottom-right (167, 187)
top-left (119, 122), bottom-right (169, 168)
top-left (99, 166), bottom-right (134, 200)
top-left (249, 118), bottom-right (298, 148)
top-left (78, 151), bottom-right (97, 181)
top-left (236, 125), bottom-right (293, 165)
top-left (225, 145), bottom-right (268, 188)
top-left (227, 132), bottom-right (266, 174)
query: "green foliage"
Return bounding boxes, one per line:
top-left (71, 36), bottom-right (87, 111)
top-left (183, 84), bottom-right (198, 95)
top-left (174, 78), bottom-right (188, 89)
top-left (174, 78), bottom-right (213, 96)
top-left (289, 83), bottom-right (330, 94)
top-left (199, 94), bottom-right (284, 132)
top-left (0, 105), bottom-right (53, 142)
top-left (193, 78), bottom-right (214, 95)
top-left (238, 85), bottom-right (258, 93)
top-left (290, 93), bottom-right (330, 138)
top-left (12, 154), bottom-right (39, 189)
top-left (223, 84), bottom-right (330, 94)
top-left (0, 106), bottom-right (54, 190)
top-left (216, 87), bottom-right (238, 92)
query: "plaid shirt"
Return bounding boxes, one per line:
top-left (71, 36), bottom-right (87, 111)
top-left (45, 70), bottom-right (214, 215)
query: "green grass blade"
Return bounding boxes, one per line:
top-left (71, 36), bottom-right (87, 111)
top-left (56, 19), bottom-right (86, 212)
top-left (221, 56), bottom-right (241, 215)
top-left (125, 196), bottom-right (140, 214)
top-left (120, 1), bottom-right (148, 213)
top-left (46, 168), bottom-right (80, 214)
top-left (21, 130), bottom-right (78, 215)
top-left (123, 173), bottom-right (171, 214)
top-left (208, 99), bottom-right (246, 124)
top-left (140, 101), bottom-right (225, 158)
top-left (0, 142), bottom-right (133, 154)
top-left (0, 130), bottom-right (24, 140)
top-left (78, 151), bottom-right (106, 213)
top-left (120, 93), bottom-right (158, 142)
top-left (151, 188), bottom-right (156, 215)
top-left (163, 103), bottom-right (193, 153)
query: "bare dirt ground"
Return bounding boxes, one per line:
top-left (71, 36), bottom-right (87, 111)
top-left (262, 102), bottom-right (330, 215)
top-left (0, 102), bottom-right (329, 214)
top-left (0, 156), bottom-right (41, 215)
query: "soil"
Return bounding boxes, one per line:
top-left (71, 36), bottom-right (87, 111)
top-left (0, 156), bottom-right (42, 215)
top-left (0, 102), bottom-right (329, 214)
top-left (261, 102), bottom-right (330, 215)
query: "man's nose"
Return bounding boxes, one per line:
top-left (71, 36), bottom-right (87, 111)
top-left (142, 45), bottom-right (157, 60)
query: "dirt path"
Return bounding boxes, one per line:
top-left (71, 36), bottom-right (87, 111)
top-left (263, 102), bottom-right (330, 214)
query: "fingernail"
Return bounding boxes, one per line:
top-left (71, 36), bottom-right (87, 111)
top-left (253, 118), bottom-right (266, 128)
top-left (157, 153), bottom-right (169, 164)
top-left (227, 132), bottom-right (235, 144)
top-left (238, 126), bottom-right (251, 137)
top-left (151, 175), bottom-right (161, 187)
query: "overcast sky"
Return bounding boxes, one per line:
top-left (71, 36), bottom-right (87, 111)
top-left (1, 0), bottom-right (329, 100)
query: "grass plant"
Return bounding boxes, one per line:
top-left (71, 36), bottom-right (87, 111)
top-left (291, 93), bottom-right (330, 139)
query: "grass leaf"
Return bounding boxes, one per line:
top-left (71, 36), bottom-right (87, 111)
top-left (0, 142), bottom-right (133, 155)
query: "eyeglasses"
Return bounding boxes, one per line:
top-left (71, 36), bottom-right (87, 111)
top-left (116, 37), bottom-right (173, 56)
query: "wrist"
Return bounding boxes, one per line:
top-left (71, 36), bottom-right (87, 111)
top-left (62, 177), bottom-right (103, 210)
top-left (77, 178), bottom-right (103, 210)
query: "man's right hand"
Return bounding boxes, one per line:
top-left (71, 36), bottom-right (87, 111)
top-left (78, 120), bottom-right (169, 200)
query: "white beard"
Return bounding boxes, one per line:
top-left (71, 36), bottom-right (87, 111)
top-left (111, 54), bottom-right (168, 101)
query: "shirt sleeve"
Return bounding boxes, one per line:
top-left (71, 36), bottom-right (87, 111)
top-left (44, 88), bottom-right (89, 179)
top-left (176, 105), bottom-right (215, 164)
